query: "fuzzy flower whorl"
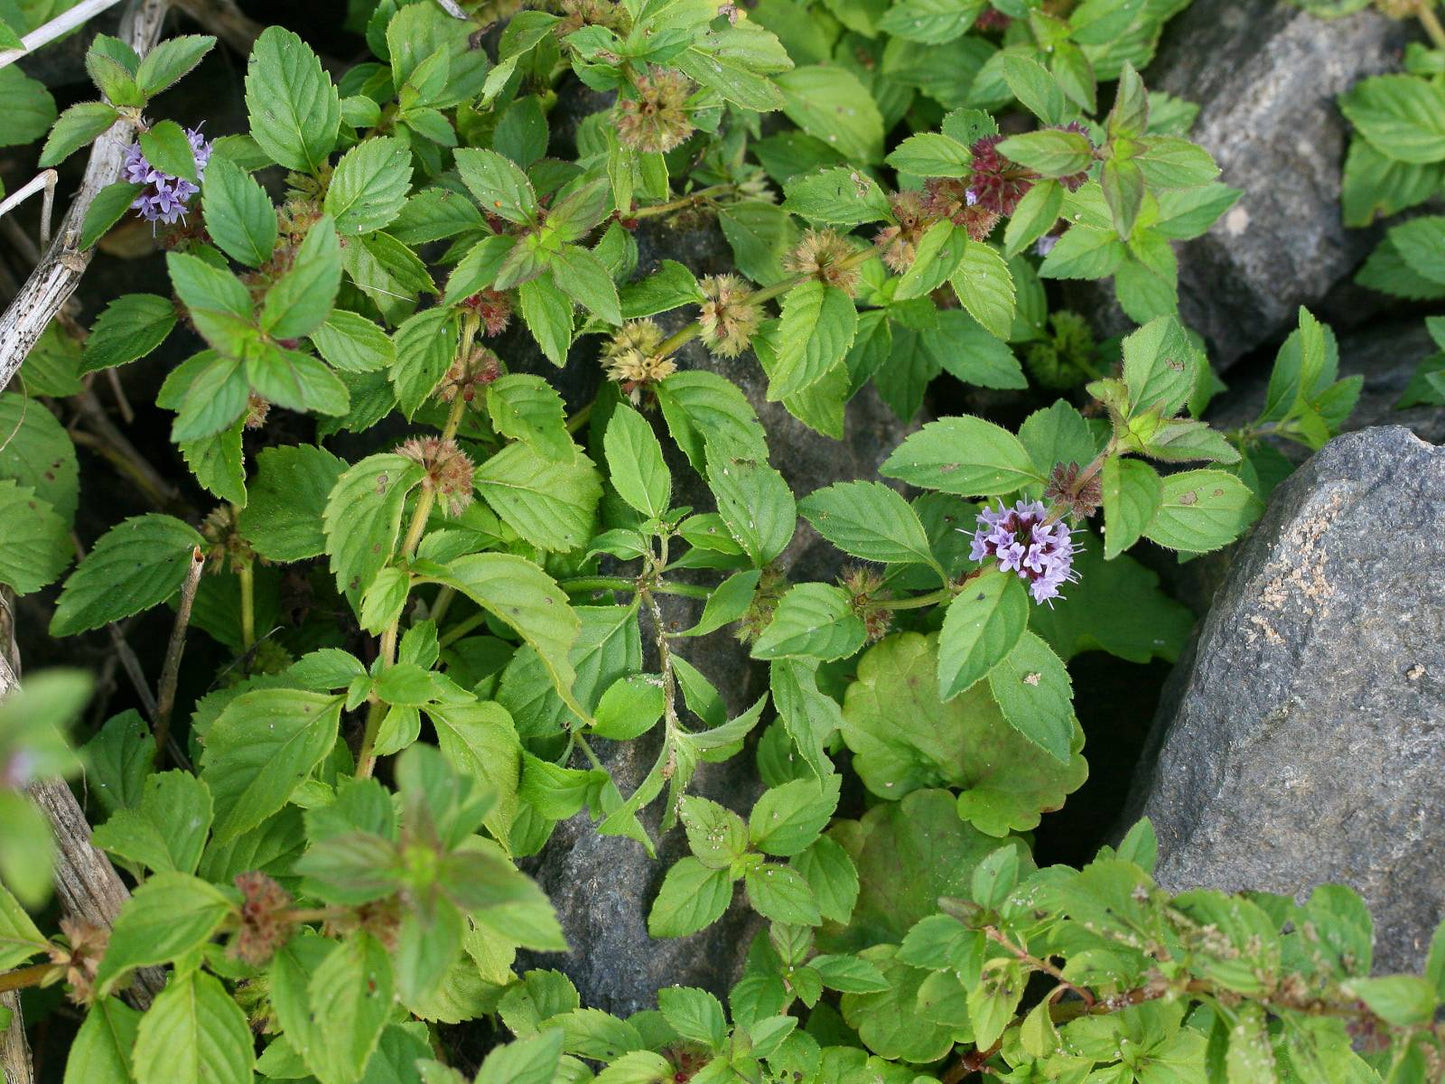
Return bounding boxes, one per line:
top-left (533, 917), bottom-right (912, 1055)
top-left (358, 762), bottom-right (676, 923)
top-left (783, 228), bottom-right (861, 294)
top-left (604, 319), bottom-right (676, 403)
top-left (398, 436), bottom-right (476, 517)
top-left (123, 125), bottom-right (212, 225)
top-left (968, 500), bottom-right (1079, 604)
top-left (967, 134), bottom-right (1037, 217)
top-left (698, 274), bottom-right (763, 358)
top-left (616, 69), bottom-right (695, 154)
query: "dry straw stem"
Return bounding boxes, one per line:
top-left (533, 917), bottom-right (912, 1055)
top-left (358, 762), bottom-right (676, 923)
top-left (0, 0), bottom-right (168, 391)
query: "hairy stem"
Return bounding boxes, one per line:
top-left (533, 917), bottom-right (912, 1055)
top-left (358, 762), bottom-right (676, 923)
top-left (559, 575), bottom-right (712, 600)
top-left (0, 966), bottom-right (53, 996)
top-left (358, 319), bottom-right (478, 779)
top-left (237, 559), bottom-right (255, 653)
top-left (154, 546), bottom-right (205, 767)
top-left (1420, 0), bottom-right (1445, 50)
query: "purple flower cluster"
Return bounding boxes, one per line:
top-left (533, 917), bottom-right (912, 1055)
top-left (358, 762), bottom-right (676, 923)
top-left (122, 125), bottom-right (213, 225)
top-left (969, 499), bottom-right (1079, 604)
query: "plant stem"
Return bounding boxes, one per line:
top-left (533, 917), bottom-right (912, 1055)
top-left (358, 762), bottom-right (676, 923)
top-left (237, 559), bottom-right (255, 653)
top-left (559, 575), bottom-right (713, 600)
top-left (0, 966), bottom-right (53, 995)
top-left (430, 585), bottom-right (457, 626)
top-left (438, 611), bottom-right (487, 649)
top-left (566, 400), bottom-right (593, 435)
top-left (651, 247), bottom-right (876, 360)
top-left (629, 184), bottom-right (735, 219)
top-left (877, 585), bottom-right (959, 611)
top-left (1420, 1), bottom-right (1445, 50)
top-left (154, 546), bottom-right (205, 766)
top-left (358, 318), bottom-right (478, 779)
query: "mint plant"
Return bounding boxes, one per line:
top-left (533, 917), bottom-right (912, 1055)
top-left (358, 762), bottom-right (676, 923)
top-left (0, 0), bottom-right (1423, 1081)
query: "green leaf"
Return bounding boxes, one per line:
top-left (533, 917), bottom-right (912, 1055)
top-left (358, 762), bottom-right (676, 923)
top-left (679, 797), bottom-right (748, 870)
top-left (719, 201), bottom-right (801, 286)
top-left (322, 452), bottom-right (424, 597)
top-left (886, 131), bottom-right (972, 177)
top-left (1143, 469), bottom-right (1262, 554)
top-left (842, 633), bottom-right (1084, 834)
top-left (1101, 155), bottom-right (1144, 240)
top-left (92, 770), bottom-right (213, 875)
top-left (65, 997), bottom-right (141, 1084)
top-left (82, 293), bottom-right (177, 374)
top-left (240, 444), bottom-right (345, 562)
top-left (436, 554), bottom-right (584, 719)
top-left (486, 374), bottom-right (572, 461)
top-left (311, 310), bottom-right (394, 373)
top-left (202, 155), bottom-right (277, 267)
top-left (1002, 54), bottom-right (1069, 125)
top-left (745, 863), bottom-right (821, 925)
top-left (877, 0), bottom-right (984, 42)
top-left (776, 65), bottom-right (885, 163)
top-left (0, 481), bottom-right (69, 595)
top-left (80, 181), bottom-right (144, 249)
top-left (391, 306), bottom-right (458, 417)
top-left (166, 253), bottom-right (253, 354)
top-left (475, 1029), bottom-right (564, 1084)
top-left (997, 128), bottom-right (1094, 178)
top-left (96, 873), bottom-right (234, 988)
top-left (246, 344), bottom-right (350, 416)
top-left (658, 988), bottom-right (727, 1050)
top-left (1121, 314), bottom-right (1203, 418)
top-left (952, 241), bottom-right (1015, 340)
top-left (648, 857), bottom-right (734, 938)
top-left (881, 416), bottom-right (1042, 496)
top-left (799, 481), bottom-right (935, 567)
top-left (1340, 74), bottom-right (1445, 165)
top-left (139, 120), bottom-right (198, 183)
top-left (262, 216), bottom-right (342, 340)
top-left (201, 689), bottom-right (343, 843)
top-left (769, 281), bottom-right (858, 401)
top-left (132, 971), bottom-right (254, 1084)
top-left (551, 245), bottom-right (621, 325)
top-left (937, 569), bottom-right (1028, 700)
top-left (244, 26), bottom-right (340, 173)
top-left (475, 442), bottom-right (601, 551)
top-left (39, 101), bottom-right (119, 167)
top-left (752, 583), bottom-right (866, 662)
top-left (0, 67), bottom-right (55, 148)
top-left (748, 774), bottom-right (840, 856)
top-left (604, 404), bottom-right (671, 519)
top-left (455, 147), bottom-right (538, 224)
top-left (325, 136), bottom-right (413, 235)
top-left (51, 514), bottom-right (202, 635)
top-left (794, 836), bottom-right (859, 924)
top-left (987, 631), bottom-right (1074, 764)
top-left (0, 881), bottom-right (45, 971)
top-left (1345, 976), bottom-right (1438, 1027)
top-left (518, 275), bottom-right (574, 365)
top-left (895, 220), bottom-right (967, 300)
top-left (306, 934), bottom-right (394, 1084)
top-left (705, 441), bottom-right (796, 566)
top-left (1101, 456), bottom-right (1161, 559)
top-left (135, 34), bottom-right (215, 96)
top-left (681, 569), bottom-right (761, 638)
top-left (782, 166), bottom-right (891, 225)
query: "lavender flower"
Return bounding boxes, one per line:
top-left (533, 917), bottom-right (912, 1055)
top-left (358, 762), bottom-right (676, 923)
top-left (122, 125), bottom-right (213, 225)
top-left (968, 499), bottom-right (1079, 604)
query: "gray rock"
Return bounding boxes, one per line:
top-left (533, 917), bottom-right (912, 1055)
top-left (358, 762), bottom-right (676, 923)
top-left (524, 216), bottom-right (919, 1014)
top-left (1126, 426), bottom-right (1445, 973)
top-left (1076, 0), bottom-right (1410, 366)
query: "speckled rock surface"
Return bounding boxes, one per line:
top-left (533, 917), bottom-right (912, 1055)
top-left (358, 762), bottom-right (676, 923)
top-left (1125, 427), bottom-right (1445, 972)
top-left (523, 216), bottom-right (919, 1014)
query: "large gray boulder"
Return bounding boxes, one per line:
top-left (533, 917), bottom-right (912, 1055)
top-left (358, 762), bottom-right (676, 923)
top-left (524, 216), bottom-right (918, 1014)
top-left (1126, 427), bottom-right (1445, 973)
top-left (1081, 0), bottom-right (1410, 366)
